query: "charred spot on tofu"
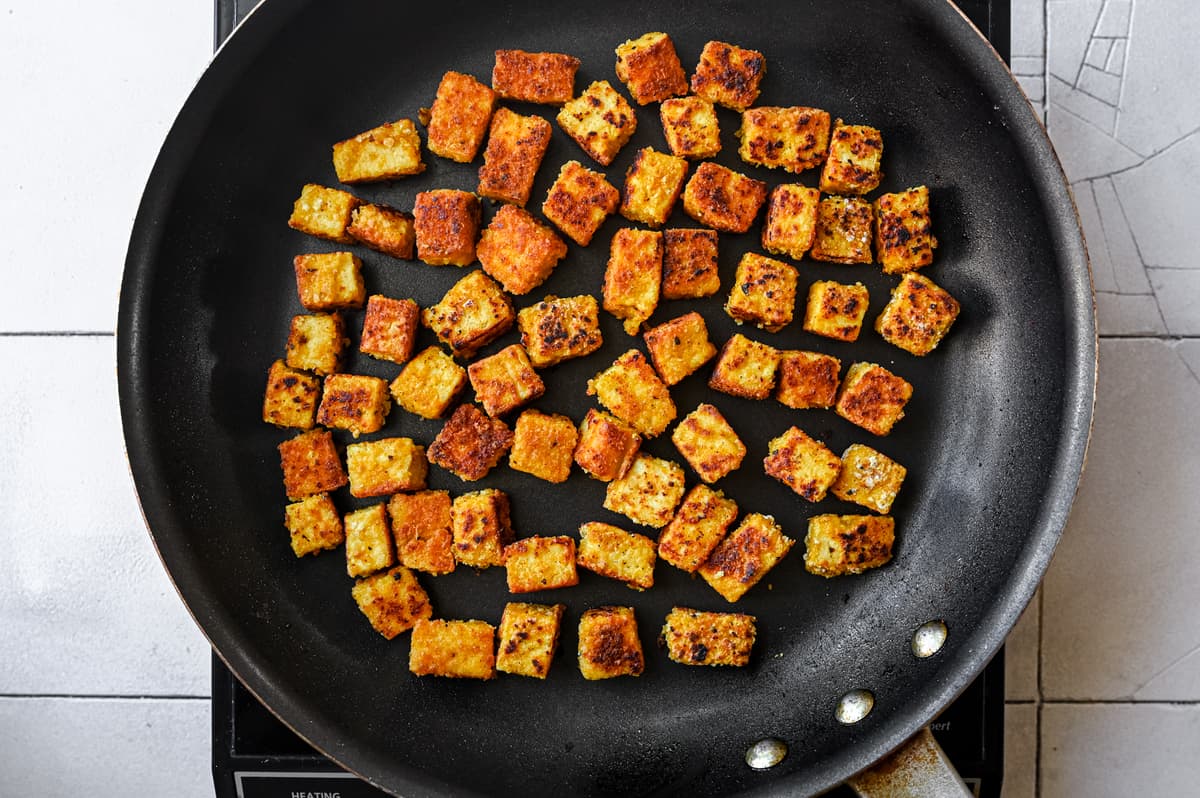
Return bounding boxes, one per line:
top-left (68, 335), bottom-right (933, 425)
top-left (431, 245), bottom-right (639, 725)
top-left (698, 513), bottom-right (794, 603)
top-left (316, 374), bottom-right (391, 437)
top-left (803, 280), bottom-right (871, 342)
top-left (557, 80), bottom-right (638, 166)
top-left (657, 484), bottom-right (738, 573)
top-left (421, 270), bottom-right (515, 358)
top-left (602, 453), bottom-right (686, 529)
top-left (737, 106), bottom-right (831, 174)
top-left (477, 108), bottom-right (553, 207)
top-left (835, 362), bottom-right (914, 436)
top-left (284, 493), bottom-right (344, 557)
top-left (875, 186), bottom-right (938, 274)
top-left (708, 333), bottom-right (781, 400)
top-left (615, 32), bottom-right (689, 105)
top-left (263, 359), bottom-right (321, 430)
top-left (659, 97), bottom-right (722, 160)
top-left (332, 118), bottom-right (425, 183)
top-left (517, 294), bottom-right (603, 368)
top-left (587, 349), bottom-right (676, 437)
top-left (660, 607), bottom-right (756, 667)
top-left (820, 120), bottom-right (884, 195)
top-left (428, 404), bottom-right (514, 482)
top-left (573, 408), bottom-right (642, 482)
top-left (497, 602), bottom-right (565, 679)
top-left (278, 429), bottom-right (348, 501)
top-left (578, 606), bottom-right (644, 679)
top-left (662, 228), bottom-right (720, 300)
top-left (492, 49), bottom-right (580, 105)
top-left (763, 426), bottom-right (842, 502)
top-left (541, 160), bottom-right (620, 246)
top-left (804, 514), bottom-right (895, 577)
top-left (681, 162), bottom-right (768, 234)
top-left (450, 488), bottom-right (514, 568)
top-left (875, 272), bottom-right (961, 356)
top-left (689, 40), bottom-right (766, 111)
top-left (776, 350), bottom-right (842, 410)
top-left (812, 195), bottom-right (874, 264)
top-left (351, 566), bottom-right (432, 640)
top-left (725, 252), bottom-right (799, 333)
top-left (467, 344), bottom-right (546, 418)
top-left (602, 228), bottom-right (663, 336)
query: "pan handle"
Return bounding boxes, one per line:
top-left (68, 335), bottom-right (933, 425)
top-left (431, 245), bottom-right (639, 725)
top-left (845, 726), bottom-right (974, 797)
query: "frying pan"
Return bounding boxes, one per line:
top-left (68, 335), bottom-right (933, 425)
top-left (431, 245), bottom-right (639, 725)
top-left (117, 0), bottom-right (1095, 795)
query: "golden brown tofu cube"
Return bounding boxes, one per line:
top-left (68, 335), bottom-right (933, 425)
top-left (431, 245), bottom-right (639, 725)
top-left (708, 333), bottom-right (781, 400)
top-left (577, 521), bottom-right (657, 590)
top-left (578, 606), bottom-right (644, 679)
top-left (661, 607), bottom-right (756, 667)
top-left (805, 514), bottom-right (895, 577)
top-left (820, 120), bottom-right (884, 195)
top-left (831, 444), bottom-right (907, 514)
top-left (344, 502), bottom-right (394, 578)
top-left (288, 183), bottom-right (360, 243)
top-left (409, 618), bottom-right (496, 679)
top-left (659, 97), bottom-right (722, 160)
top-left (412, 189), bottom-right (482, 267)
top-left (803, 280), bottom-right (871, 342)
top-left (835, 362), bottom-right (914, 436)
top-left (738, 106), bottom-right (831, 174)
top-left (681, 162), bottom-right (767, 234)
top-left (278, 429), bottom-right (347, 501)
top-left (492, 49), bottom-right (580, 105)
top-left (293, 252), bottom-right (365, 311)
top-left (671, 403), bottom-right (746, 483)
top-left (468, 344), bottom-right (546, 417)
top-left (763, 426), bottom-right (842, 502)
top-left (875, 186), bottom-right (937, 275)
top-left (504, 535), bottom-right (579, 593)
top-left (643, 312), bottom-right (716, 386)
top-left (541, 160), bottom-right (620, 246)
top-left (346, 203), bottom-right (415, 259)
top-left (388, 491), bottom-right (456, 576)
top-left (875, 273), bottom-right (961, 356)
top-left (284, 493), bottom-right (344, 557)
top-left (428, 404), bottom-right (514, 482)
top-left (286, 313), bottom-right (347, 376)
top-left (587, 349), bottom-right (676, 437)
top-left (698, 513), bottom-right (795, 603)
top-left (620, 148), bottom-right (688, 228)
top-left (389, 346), bottom-right (467, 420)
top-left (316, 374), bottom-right (391, 437)
top-left (517, 294), bottom-right (603, 369)
top-left (812, 196), bottom-right (874, 264)
top-left (477, 204), bottom-right (567, 295)
top-left (657, 485), bottom-right (738, 572)
top-left (603, 228), bottom-right (662, 336)
top-left (263, 359), bottom-right (320, 430)
top-left (509, 409), bottom-right (578, 483)
top-left (497, 602), bottom-right (564, 679)
top-left (345, 437), bottom-right (428, 498)
top-left (359, 295), bottom-right (418, 364)
top-left (557, 80), bottom-right (637, 166)
top-left (762, 184), bottom-right (819, 260)
top-left (776, 350), bottom-right (842, 410)
top-left (422, 270), bottom-right (515, 358)
top-left (477, 108), bottom-right (553, 207)
top-left (603, 453), bottom-right (686, 529)
top-left (427, 71), bottom-right (496, 163)
top-left (451, 488), bottom-right (513, 568)
top-left (351, 566), bottom-right (432, 639)
top-left (662, 228), bottom-right (720, 299)
top-left (573, 408), bottom-right (642, 482)
top-left (725, 252), bottom-right (798, 333)
top-left (614, 31), bottom-right (688, 104)
top-left (689, 40), bottom-right (765, 111)
top-left (332, 119), bottom-right (424, 183)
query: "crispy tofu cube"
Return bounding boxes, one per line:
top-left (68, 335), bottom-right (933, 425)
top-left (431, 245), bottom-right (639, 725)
top-left (428, 404), bottom-right (513, 482)
top-left (661, 607), bottom-right (756, 667)
top-left (389, 346), bottom-right (467, 420)
top-left (671, 403), bottom-right (746, 483)
top-left (805, 514), bottom-right (895, 577)
top-left (359, 295), bottom-right (418, 364)
top-left (587, 349), bottom-right (676, 437)
top-left (620, 147), bottom-right (688, 227)
top-left (286, 313), bottom-right (347, 376)
top-left (388, 491), bottom-right (456, 576)
top-left (497, 602), bottom-right (564, 679)
top-left (288, 183), bottom-right (360, 243)
top-left (725, 252), bottom-right (799, 333)
top-left (422, 270), bottom-right (515, 358)
top-left (831, 444), bottom-right (907, 514)
top-left (875, 273), bottom-right (961, 356)
top-left (803, 280), bottom-right (871, 342)
top-left (409, 618), bottom-right (496, 679)
top-left (573, 408), bottom-right (641, 482)
top-left (293, 252), bottom-right (365, 311)
top-left (614, 31), bottom-right (688, 104)
top-left (345, 437), bottom-right (428, 498)
top-left (698, 513), bottom-right (794, 603)
top-left (603, 453), bottom-right (686, 529)
top-left (835, 362), bottom-right (914, 436)
top-left (738, 106), bottom-right (831, 174)
top-left (603, 228), bottom-right (662, 336)
top-left (263, 359), bottom-right (320, 430)
top-left (344, 503), bottom-right (394, 578)
top-left (477, 108), bottom-right (553, 207)
top-left (708, 333), bottom-right (781, 400)
top-left (517, 294), bottom-right (603, 368)
top-left (451, 488), bottom-right (513, 568)
top-left (659, 97), bottom-right (721, 160)
top-left (541, 160), bottom-right (620, 246)
top-left (763, 426), bottom-right (842, 502)
top-left (492, 49), bottom-right (580, 105)
top-left (504, 535), bottom-right (579, 593)
top-left (351, 566), bottom-right (432, 639)
top-left (661, 228), bottom-right (720, 299)
top-left (332, 119), bottom-right (424, 183)
top-left (657, 485), bottom-right (738, 572)
top-left (509, 409), bottom-right (578, 483)
top-left (643, 312), bottom-right (716, 386)
top-left (875, 186), bottom-right (938, 275)
top-left (476, 204), bottom-right (567, 295)
top-left (777, 350), bottom-right (841, 410)
top-left (577, 521), bottom-right (657, 590)
top-left (557, 80), bottom-right (637, 166)
top-left (820, 120), bottom-right (884, 195)
top-left (578, 606), bottom-right (644, 679)
top-left (812, 196), bottom-right (874, 264)
top-left (278, 429), bottom-right (347, 501)
top-left (762, 184), bottom-right (819, 260)
top-left (689, 40), bottom-right (765, 111)
top-left (681, 162), bottom-right (767, 234)
top-left (427, 70), bottom-right (496, 163)
top-left (347, 203), bottom-right (415, 259)
top-left (316, 373), bottom-right (391, 437)
top-left (412, 189), bottom-right (481, 267)
top-left (284, 493), bottom-right (344, 557)
top-left (468, 344), bottom-right (546, 417)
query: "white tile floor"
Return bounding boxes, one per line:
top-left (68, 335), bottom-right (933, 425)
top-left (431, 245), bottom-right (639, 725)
top-left (1, 1), bottom-right (1197, 796)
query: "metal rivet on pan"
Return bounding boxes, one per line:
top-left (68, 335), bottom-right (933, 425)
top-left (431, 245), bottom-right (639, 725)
top-left (745, 738), bottom-right (787, 770)
top-left (911, 620), bottom-right (949, 658)
top-left (835, 689), bottom-right (875, 724)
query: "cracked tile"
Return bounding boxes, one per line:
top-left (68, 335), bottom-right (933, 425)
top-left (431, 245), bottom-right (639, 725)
top-left (1084, 37), bottom-right (1112, 70)
top-left (1005, 589), bottom-right (1040, 702)
top-left (1002, 703), bottom-right (1037, 798)
top-left (1111, 131), bottom-right (1200, 272)
top-left (1077, 64), bottom-right (1122, 105)
top-left (1147, 269), bottom-right (1200, 335)
top-left (1088, 177), bottom-right (1152, 294)
top-left (1095, 292), bottom-right (1167, 336)
top-left (1094, 0), bottom-right (1132, 38)
top-left (1105, 39), bottom-right (1127, 75)
top-left (1050, 73), bottom-right (1117, 132)
top-left (1047, 0), bottom-right (1103, 86)
top-left (1047, 98), bottom-right (1142, 180)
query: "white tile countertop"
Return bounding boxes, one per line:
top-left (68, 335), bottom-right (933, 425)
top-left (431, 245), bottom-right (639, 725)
top-left (1, 1), bottom-right (1196, 796)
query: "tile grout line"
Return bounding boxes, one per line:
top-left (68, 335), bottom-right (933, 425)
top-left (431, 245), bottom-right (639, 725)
top-left (1035, 584), bottom-right (1044, 798)
top-left (0, 331), bottom-right (115, 337)
top-left (0, 693), bottom-right (209, 701)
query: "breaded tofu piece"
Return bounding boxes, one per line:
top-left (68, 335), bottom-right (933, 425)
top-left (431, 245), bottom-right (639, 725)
top-left (293, 252), bottom-right (365, 311)
top-left (422, 270), bottom-right (515, 358)
top-left (492, 49), bottom-right (580, 105)
top-left (517, 294), bottom-right (603, 368)
top-left (643, 312), bottom-right (716, 386)
top-left (288, 183), bottom-right (360, 243)
top-left (409, 618), bottom-right (496, 679)
top-left (708, 333), bottom-right (781, 400)
top-left (763, 426), bottom-right (842, 502)
top-left (681, 162), bottom-right (767, 234)
top-left (284, 493), bottom-right (344, 557)
top-left (603, 228), bottom-right (663, 336)
top-left (811, 196), bottom-right (874, 264)
top-left (577, 521), bottom-right (657, 590)
top-left (476, 204), bottom-right (567, 295)
top-left (835, 362), bottom-right (913, 436)
top-left (451, 488), bottom-right (513, 568)
top-left (503, 535), bottom-right (579, 593)
top-left (660, 97), bottom-right (721, 160)
top-left (615, 32), bottom-right (688, 104)
top-left (657, 485), bottom-right (738, 572)
top-left (412, 189), bottom-right (482, 267)
top-left (573, 408), bottom-right (642, 482)
top-left (578, 606), bottom-right (644, 679)
top-left (803, 280), bottom-right (871, 342)
top-left (690, 41), bottom-right (766, 111)
top-left (497, 602), bottom-right (564, 679)
top-left (698, 513), bottom-right (794, 603)
top-left (725, 252), bottom-right (799, 333)
top-left (820, 120), bottom-right (884, 195)
top-left (620, 147), bottom-right (688, 228)
top-left (352, 566), bottom-right (432, 639)
top-left (468, 344), bottom-right (546, 417)
top-left (359, 295), bottom-right (419, 364)
top-left (263, 359), bottom-right (321, 430)
top-left (541, 160), bottom-right (620, 246)
top-left (587, 349), bottom-right (676, 437)
top-left (557, 80), bottom-right (637, 166)
top-left (805, 514), bottom-right (895, 577)
top-left (603, 453), bottom-right (686, 529)
top-left (316, 374), bottom-right (391, 437)
top-left (509, 409), bottom-right (578, 483)
top-left (388, 490), bottom-right (456, 576)
top-left (332, 119), bottom-right (424, 183)
top-left (776, 350), bottom-right (841, 410)
top-left (389, 346), bottom-right (467, 420)
top-left (278, 429), bottom-right (347, 501)
top-left (345, 437), bottom-right (428, 498)
top-left (347, 203), bottom-right (415, 259)
top-left (875, 186), bottom-right (937, 275)
top-left (286, 313), bottom-right (347, 376)
top-left (762, 184), bottom-right (819, 260)
top-left (738, 106), bottom-right (831, 174)
top-left (477, 108), bottom-right (553, 207)
top-left (661, 607), bottom-right (756, 667)
top-left (831, 444), bottom-right (907, 514)
top-left (662, 228), bottom-right (720, 300)
top-left (875, 273), bottom-right (961, 356)
top-left (427, 70), bottom-right (496, 163)
top-left (671, 403), bottom-right (746, 483)
top-left (344, 502), bottom-right (394, 578)
top-left (428, 404), bottom-right (514, 481)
